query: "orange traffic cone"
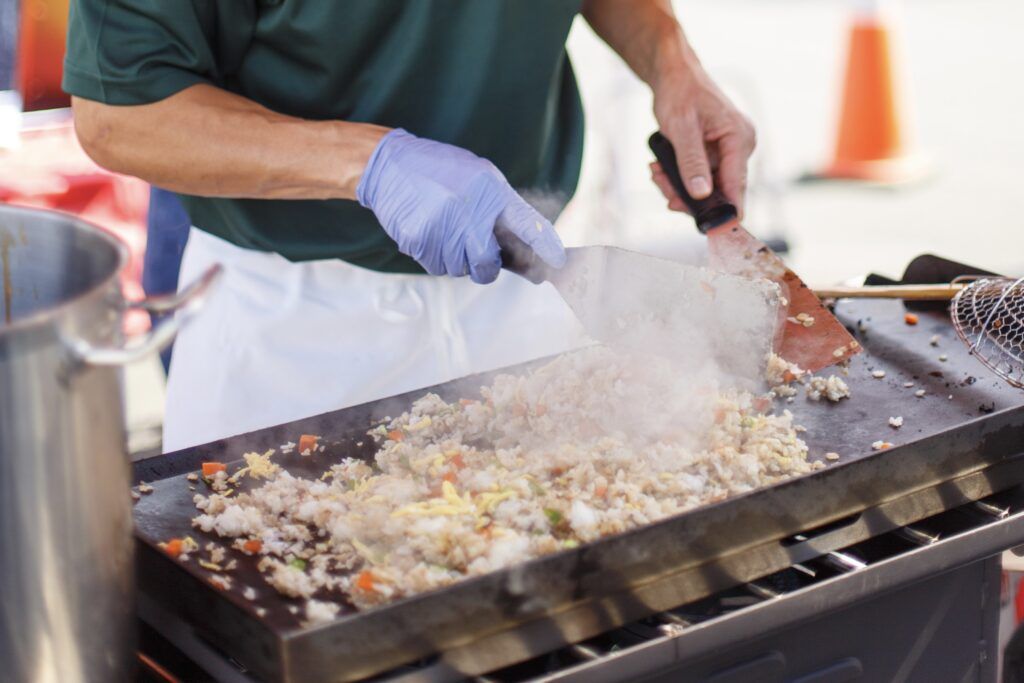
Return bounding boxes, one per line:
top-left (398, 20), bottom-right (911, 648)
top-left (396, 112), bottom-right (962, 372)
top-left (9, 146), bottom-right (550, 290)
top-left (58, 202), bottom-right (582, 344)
top-left (813, 2), bottom-right (927, 185)
top-left (16, 0), bottom-right (71, 112)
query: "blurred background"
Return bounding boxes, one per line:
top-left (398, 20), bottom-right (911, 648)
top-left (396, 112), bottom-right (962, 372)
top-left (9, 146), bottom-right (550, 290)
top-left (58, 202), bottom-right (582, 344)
top-left (562, 0), bottom-right (1024, 285)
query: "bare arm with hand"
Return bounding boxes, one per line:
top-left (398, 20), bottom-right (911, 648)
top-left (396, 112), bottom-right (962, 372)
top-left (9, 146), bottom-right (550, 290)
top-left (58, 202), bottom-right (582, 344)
top-left (73, 84), bottom-right (389, 200)
top-left (581, 0), bottom-right (756, 217)
top-left (72, 85), bottom-right (564, 283)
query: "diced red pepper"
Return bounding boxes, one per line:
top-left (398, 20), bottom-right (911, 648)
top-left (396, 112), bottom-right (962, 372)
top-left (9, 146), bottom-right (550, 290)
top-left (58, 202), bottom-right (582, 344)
top-left (387, 429), bottom-right (404, 442)
top-left (904, 313), bottom-right (919, 326)
top-left (451, 453), bottom-right (465, 470)
top-left (201, 462), bottom-right (226, 477)
top-left (356, 570), bottom-right (376, 592)
top-left (243, 539), bottom-right (262, 554)
top-left (298, 434), bottom-right (319, 453)
top-left (164, 538), bottom-right (184, 558)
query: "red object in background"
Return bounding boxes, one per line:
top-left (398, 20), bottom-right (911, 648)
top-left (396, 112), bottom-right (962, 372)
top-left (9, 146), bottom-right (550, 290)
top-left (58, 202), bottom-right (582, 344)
top-left (0, 116), bottom-right (151, 333)
top-left (1016, 576), bottom-right (1024, 624)
top-left (17, 0), bottom-right (72, 112)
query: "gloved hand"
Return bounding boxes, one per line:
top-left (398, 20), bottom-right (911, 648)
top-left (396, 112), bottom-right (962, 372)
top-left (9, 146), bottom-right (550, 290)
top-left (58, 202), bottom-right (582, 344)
top-left (356, 129), bottom-right (566, 284)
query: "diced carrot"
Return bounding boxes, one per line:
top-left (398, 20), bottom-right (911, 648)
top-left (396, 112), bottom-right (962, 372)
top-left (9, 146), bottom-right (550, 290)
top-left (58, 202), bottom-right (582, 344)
top-left (594, 485), bottom-right (608, 497)
top-left (442, 471), bottom-right (457, 484)
top-left (904, 313), bottom-right (919, 326)
top-left (243, 539), bottom-right (262, 554)
top-left (298, 434), bottom-right (319, 453)
top-left (535, 404), bottom-right (548, 417)
top-left (201, 462), bottom-right (226, 477)
top-left (459, 398), bottom-right (476, 407)
top-left (387, 429), bottom-right (404, 442)
top-left (164, 538), bottom-right (184, 558)
top-left (451, 453), bottom-right (466, 470)
top-left (782, 370), bottom-right (798, 384)
top-left (511, 403), bottom-right (528, 417)
top-left (713, 406), bottom-right (728, 424)
top-left (752, 396), bottom-right (771, 413)
top-left (356, 570), bottom-right (376, 592)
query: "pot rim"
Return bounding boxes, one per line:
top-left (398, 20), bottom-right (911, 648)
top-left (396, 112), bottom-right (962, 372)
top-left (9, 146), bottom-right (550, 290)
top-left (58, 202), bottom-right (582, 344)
top-left (0, 204), bottom-right (129, 337)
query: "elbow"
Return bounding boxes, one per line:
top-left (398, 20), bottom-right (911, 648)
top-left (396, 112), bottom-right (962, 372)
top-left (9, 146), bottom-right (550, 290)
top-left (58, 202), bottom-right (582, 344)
top-left (71, 97), bottom-right (129, 174)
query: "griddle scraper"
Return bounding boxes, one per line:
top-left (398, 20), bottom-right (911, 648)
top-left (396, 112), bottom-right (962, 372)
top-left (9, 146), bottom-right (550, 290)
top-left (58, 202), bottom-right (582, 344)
top-left (648, 131), bottom-right (860, 372)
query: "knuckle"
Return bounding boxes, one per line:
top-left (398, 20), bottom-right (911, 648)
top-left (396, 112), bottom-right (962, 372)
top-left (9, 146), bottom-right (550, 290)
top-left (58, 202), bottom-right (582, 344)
top-left (739, 115), bottom-right (757, 150)
top-left (678, 150), bottom-right (709, 173)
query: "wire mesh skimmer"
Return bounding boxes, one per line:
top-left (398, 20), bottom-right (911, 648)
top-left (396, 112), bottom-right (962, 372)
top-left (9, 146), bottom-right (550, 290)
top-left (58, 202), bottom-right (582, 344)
top-left (951, 277), bottom-right (1024, 388)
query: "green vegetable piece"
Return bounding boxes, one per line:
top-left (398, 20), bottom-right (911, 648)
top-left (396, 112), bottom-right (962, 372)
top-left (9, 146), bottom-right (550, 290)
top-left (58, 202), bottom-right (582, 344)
top-left (288, 558), bottom-right (307, 571)
top-left (544, 508), bottom-right (563, 526)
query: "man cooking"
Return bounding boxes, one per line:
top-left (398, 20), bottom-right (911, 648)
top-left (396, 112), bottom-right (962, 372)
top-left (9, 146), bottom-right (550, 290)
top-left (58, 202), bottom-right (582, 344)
top-left (63, 1), bottom-right (755, 452)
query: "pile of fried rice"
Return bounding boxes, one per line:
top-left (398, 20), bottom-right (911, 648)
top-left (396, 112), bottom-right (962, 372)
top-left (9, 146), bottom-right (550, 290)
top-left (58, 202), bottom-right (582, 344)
top-left (192, 346), bottom-right (813, 612)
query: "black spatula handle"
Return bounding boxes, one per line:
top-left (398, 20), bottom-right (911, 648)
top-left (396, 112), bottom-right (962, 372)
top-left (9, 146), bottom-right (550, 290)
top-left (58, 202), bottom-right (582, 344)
top-left (648, 131), bottom-right (738, 233)
top-left (495, 223), bottom-right (550, 284)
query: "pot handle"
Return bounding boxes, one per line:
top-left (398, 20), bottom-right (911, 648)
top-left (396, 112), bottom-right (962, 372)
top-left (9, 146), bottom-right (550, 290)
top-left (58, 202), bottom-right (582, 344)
top-left (67, 264), bottom-right (223, 367)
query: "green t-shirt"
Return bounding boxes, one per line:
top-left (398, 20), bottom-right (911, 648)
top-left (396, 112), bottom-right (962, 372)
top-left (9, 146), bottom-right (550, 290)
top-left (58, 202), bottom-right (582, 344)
top-left (63, 1), bottom-right (585, 273)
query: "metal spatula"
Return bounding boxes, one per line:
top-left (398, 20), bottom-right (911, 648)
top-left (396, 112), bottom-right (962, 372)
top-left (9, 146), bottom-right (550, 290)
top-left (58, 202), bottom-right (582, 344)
top-left (497, 228), bottom-right (782, 387)
top-left (648, 132), bottom-right (861, 372)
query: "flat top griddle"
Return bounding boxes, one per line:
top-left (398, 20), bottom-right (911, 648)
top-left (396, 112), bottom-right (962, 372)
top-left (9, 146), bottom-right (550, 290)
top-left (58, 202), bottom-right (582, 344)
top-left (132, 299), bottom-right (1024, 682)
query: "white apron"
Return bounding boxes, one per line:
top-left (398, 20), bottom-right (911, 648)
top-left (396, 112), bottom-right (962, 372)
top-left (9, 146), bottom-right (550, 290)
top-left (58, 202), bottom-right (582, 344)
top-left (163, 228), bottom-right (586, 452)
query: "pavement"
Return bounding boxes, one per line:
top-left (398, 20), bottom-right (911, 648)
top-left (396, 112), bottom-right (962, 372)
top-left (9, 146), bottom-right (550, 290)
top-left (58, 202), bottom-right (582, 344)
top-left (125, 0), bottom-right (1024, 451)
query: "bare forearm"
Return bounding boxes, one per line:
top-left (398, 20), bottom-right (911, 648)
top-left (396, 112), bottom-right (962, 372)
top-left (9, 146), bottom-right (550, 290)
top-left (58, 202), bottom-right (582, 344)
top-left (581, 0), bottom-right (702, 91)
top-left (72, 84), bottom-right (389, 200)
top-left (584, 0), bottom-right (756, 213)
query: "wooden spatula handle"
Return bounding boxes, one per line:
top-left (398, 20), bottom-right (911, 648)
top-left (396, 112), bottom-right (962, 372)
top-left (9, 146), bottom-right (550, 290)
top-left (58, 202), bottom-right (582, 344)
top-left (814, 284), bottom-right (965, 300)
top-left (648, 131), bottom-right (738, 233)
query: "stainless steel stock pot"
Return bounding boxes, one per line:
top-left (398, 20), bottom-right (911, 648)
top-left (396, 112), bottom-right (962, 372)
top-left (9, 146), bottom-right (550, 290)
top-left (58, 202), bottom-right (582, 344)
top-left (0, 204), bottom-right (219, 682)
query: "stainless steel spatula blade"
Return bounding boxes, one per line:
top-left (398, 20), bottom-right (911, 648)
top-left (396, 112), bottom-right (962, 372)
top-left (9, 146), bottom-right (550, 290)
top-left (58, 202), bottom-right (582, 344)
top-left (551, 246), bottom-right (782, 383)
top-left (495, 223), bottom-right (781, 386)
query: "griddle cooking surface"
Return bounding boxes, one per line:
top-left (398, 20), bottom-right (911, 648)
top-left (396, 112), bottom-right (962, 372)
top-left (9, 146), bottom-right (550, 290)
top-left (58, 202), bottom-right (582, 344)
top-left (131, 299), bottom-right (1024, 681)
top-left (795, 303), bottom-right (1013, 461)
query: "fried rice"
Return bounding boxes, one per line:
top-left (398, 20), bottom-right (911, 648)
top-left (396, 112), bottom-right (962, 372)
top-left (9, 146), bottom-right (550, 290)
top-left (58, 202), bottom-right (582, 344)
top-left (192, 346), bottom-right (813, 610)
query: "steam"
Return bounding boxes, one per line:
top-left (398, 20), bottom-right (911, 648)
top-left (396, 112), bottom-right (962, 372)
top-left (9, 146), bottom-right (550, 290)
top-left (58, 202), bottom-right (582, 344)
top-left (510, 187), bottom-right (782, 449)
top-left (518, 189), bottom-right (571, 224)
top-left (555, 246), bottom-right (780, 382)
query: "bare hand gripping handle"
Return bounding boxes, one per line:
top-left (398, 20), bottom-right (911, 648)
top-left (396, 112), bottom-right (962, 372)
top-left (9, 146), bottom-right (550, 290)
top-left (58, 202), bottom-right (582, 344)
top-left (648, 131), bottom-right (738, 233)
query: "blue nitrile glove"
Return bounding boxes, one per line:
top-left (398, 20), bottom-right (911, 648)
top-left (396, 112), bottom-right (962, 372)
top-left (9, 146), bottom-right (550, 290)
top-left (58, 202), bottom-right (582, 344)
top-left (356, 129), bottom-right (566, 284)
